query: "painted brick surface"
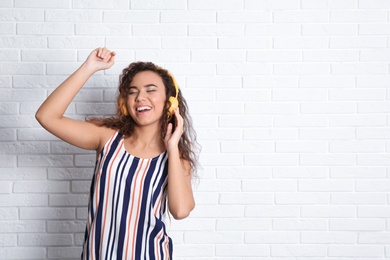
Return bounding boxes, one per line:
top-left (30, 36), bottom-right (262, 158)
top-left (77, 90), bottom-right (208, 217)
top-left (0, 0), bottom-right (389, 259)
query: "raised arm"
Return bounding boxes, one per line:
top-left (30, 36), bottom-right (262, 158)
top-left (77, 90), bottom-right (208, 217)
top-left (35, 48), bottom-right (116, 151)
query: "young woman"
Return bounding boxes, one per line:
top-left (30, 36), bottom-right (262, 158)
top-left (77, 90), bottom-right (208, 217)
top-left (36, 47), bottom-right (198, 259)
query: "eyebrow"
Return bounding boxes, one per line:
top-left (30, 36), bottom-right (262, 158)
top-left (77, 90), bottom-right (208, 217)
top-left (129, 84), bottom-right (158, 89)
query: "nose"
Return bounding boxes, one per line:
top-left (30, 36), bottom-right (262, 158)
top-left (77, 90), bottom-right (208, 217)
top-left (135, 90), bottom-right (146, 102)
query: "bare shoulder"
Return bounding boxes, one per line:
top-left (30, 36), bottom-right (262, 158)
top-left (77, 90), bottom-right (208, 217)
top-left (97, 126), bottom-right (118, 153)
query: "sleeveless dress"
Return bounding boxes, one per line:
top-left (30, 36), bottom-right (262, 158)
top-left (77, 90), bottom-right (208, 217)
top-left (81, 131), bottom-right (172, 260)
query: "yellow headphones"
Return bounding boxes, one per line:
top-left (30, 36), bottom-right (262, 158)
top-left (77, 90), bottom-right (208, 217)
top-left (167, 72), bottom-right (179, 118)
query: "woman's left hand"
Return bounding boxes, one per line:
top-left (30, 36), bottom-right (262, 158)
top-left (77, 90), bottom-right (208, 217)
top-left (164, 108), bottom-right (184, 151)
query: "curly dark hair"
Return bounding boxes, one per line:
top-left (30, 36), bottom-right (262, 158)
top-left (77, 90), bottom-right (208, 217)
top-left (87, 62), bottom-right (200, 177)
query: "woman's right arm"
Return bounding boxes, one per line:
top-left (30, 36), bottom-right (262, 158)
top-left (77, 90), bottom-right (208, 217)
top-left (35, 47), bottom-right (116, 151)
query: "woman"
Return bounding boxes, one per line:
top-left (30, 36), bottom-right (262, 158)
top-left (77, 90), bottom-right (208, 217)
top-left (36, 47), bottom-right (198, 259)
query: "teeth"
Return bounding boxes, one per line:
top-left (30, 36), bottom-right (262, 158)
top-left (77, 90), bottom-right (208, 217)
top-left (137, 106), bottom-right (152, 112)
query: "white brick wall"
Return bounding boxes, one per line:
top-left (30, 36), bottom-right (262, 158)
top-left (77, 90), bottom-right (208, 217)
top-left (0, 0), bottom-right (389, 259)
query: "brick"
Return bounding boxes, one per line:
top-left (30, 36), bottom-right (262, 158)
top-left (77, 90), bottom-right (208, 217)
top-left (0, 248), bottom-right (45, 259)
top-left (331, 10), bottom-right (387, 22)
top-left (273, 166), bottom-right (328, 179)
top-left (304, 49), bottom-right (358, 61)
top-left (46, 10), bottom-right (102, 22)
top-left (273, 219), bottom-right (328, 231)
top-left (245, 231), bottom-right (299, 244)
top-left (50, 194), bottom-right (89, 206)
top-left (246, 23), bottom-right (301, 36)
top-left (328, 245), bottom-right (384, 257)
top-left (15, 0), bottom-right (71, 8)
top-left (357, 76), bottom-right (390, 87)
top-left (301, 232), bottom-right (356, 244)
top-left (274, 37), bottom-right (329, 49)
top-left (18, 155), bottom-right (73, 167)
top-left (216, 166), bottom-right (271, 179)
top-left (248, 50), bottom-right (302, 62)
top-left (0, 63), bottom-right (44, 75)
top-left (330, 115), bottom-right (386, 127)
top-left (0, 208), bottom-right (18, 221)
top-left (220, 192), bottom-right (273, 205)
top-left (244, 128), bottom-right (298, 140)
top-left (0, 23), bottom-right (15, 35)
top-left (135, 50), bottom-right (189, 63)
top-left (48, 247), bottom-right (83, 259)
top-left (331, 37), bottom-right (386, 49)
top-left (184, 231), bottom-right (242, 244)
top-left (271, 245), bottom-right (326, 257)
top-left (217, 63), bottom-right (272, 75)
top-left (191, 205), bottom-right (244, 218)
top-left (303, 23), bottom-right (358, 36)
top-left (330, 140), bottom-right (384, 153)
top-left (299, 180), bottom-right (354, 192)
top-left (216, 218), bottom-right (271, 231)
top-left (221, 141), bottom-right (274, 153)
top-left (360, 49), bottom-right (390, 61)
top-left (357, 127), bottom-right (390, 139)
top-left (274, 63), bottom-right (330, 75)
top-left (47, 220), bottom-right (85, 233)
top-left (274, 11), bottom-right (329, 23)
top-left (245, 0), bottom-right (300, 10)
top-left (301, 206), bottom-right (356, 218)
top-left (186, 75), bottom-right (241, 89)
top-left (359, 101), bottom-right (390, 113)
top-left (48, 36), bottom-right (105, 49)
top-left (359, 0), bottom-right (390, 8)
top-left (218, 11), bottom-right (271, 22)
top-left (193, 179), bottom-right (241, 192)
top-left (246, 205), bottom-right (300, 217)
top-left (359, 233), bottom-right (390, 244)
top-left (274, 115), bottom-right (328, 127)
top-left (20, 207), bottom-right (75, 220)
top-left (174, 245), bottom-right (213, 257)
top-left (0, 194), bottom-right (47, 206)
top-left (330, 219), bottom-right (385, 231)
top-left (0, 142), bottom-right (49, 154)
top-left (17, 23), bottom-right (74, 35)
top-left (245, 154), bottom-right (299, 166)
top-left (275, 193), bottom-right (330, 205)
top-left (189, 24), bottom-right (244, 36)
top-left (0, 155), bottom-right (16, 167)
top-left (218, 36), bottom-right (272, 49)
top-left (300, 154), bottom-right (356, 166)
top-left (244, 76), bottom-right (299, 88)
top-left (199, 153), bottom-right (242, 166)
top-left (0, 220), bottom-right (45, 233)
top-left (131, 0), bottom-right (186, 9)
top-left (161, 10), bottom-right (215, 23)
top-left (14, 181), bottom-right (69, 193)
top-left (301, 0), bottom-right (357, 9)
top-left (329, 88), bottom-right (385, 101)
top-left (330, 166), bottom-right (386, 179)
top-left (192, 50), bottom-right (245, 62)
top-left (216, 244), bottom-right (269, 256)
top-left (189, 0), bottom-right (243, 10)
top-left (357, 154), bottom-right (390, 166)
top-left (18, 234), bottom-right (73, 246)
top-left (331, 193), bottom-right (387, 205)
top-left (299, 75), bottom-right (355, 88)
top-left (0, 36), bottom-right (47, 48)
top-left (73, 0), bottom-right (128, 9)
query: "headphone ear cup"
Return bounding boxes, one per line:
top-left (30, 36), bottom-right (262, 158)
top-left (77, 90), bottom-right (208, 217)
top-left (119, 99), bottom-right (129, 116)
top-left (168, 96), bottom-right (178, 116)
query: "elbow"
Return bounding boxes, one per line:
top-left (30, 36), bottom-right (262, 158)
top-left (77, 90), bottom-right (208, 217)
top-left (170, 202), bottom-right (195, 220)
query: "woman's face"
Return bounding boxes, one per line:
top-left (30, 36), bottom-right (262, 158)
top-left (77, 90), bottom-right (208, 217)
top-left (126, 70), bottom-right (167, 127)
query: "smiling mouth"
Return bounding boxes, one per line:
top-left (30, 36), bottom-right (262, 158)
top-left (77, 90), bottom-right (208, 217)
top-left (136, 106), bottom-right (152, 112)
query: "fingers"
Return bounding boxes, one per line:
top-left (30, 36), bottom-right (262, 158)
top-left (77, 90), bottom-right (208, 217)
top-left (96, 47), bottom-right (116, 62)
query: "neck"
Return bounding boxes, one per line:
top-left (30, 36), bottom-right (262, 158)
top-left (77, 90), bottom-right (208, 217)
top-left (129, 125), bottom-right (163, 148)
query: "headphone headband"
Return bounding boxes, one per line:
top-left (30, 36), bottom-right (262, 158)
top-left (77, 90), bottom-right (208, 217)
top-left (167, 71), bottom-right (179, 98)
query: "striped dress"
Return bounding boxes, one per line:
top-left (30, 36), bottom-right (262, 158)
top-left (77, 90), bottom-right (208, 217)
top-left (82, 131), bottom-right (172, 260)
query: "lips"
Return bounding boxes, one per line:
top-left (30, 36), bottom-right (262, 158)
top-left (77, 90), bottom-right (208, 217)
top-left (136, 106), bottom-right (152, 113)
